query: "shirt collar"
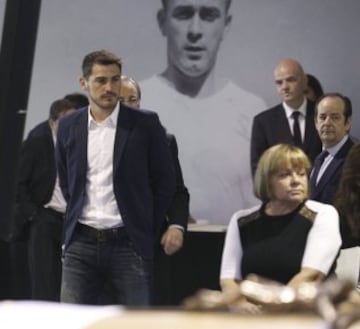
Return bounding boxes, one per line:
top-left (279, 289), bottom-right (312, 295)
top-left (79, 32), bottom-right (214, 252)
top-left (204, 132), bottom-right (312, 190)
top-left (87, 103), bottom-right (120, 129)
top-left (283, 98), bottom-right (307, 119)
top-left (324, 135), bottom-right (349, 157)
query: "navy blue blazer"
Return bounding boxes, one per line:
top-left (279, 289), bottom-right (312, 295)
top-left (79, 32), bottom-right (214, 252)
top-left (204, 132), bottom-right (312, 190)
top-left (310, 137), bottom-right (354, 204)
top-left (250, 101), bottom-right (322, 175)
top-left (165, 133), bottom-right (189, 230)
top-left (56, 103), bottom-right (176, 260)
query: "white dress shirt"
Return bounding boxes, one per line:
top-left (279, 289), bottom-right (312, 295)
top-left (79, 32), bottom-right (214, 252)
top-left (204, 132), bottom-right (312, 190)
top-left (79, 105), bottom-right (123, 229)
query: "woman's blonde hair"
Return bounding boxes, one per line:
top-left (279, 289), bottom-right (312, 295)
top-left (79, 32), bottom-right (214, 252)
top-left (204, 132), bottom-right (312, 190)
top-left (253, 144), bottom-right (311, 201)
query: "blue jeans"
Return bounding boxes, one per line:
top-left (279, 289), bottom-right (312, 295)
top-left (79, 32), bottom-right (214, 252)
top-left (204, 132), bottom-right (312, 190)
top-left (60, 229), bottom-right (151, 306)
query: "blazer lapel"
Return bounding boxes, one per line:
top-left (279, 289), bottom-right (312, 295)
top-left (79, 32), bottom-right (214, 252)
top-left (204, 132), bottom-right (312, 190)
top-left (315, 157), bottom-right (343, 194)
top-left (113, 104), bottom-right (133, 171)
top-left (314, 137), bottom-right (354, 195)
top-left (278, 105), bottom-right (293, 143)
top-left (73, 109), bottom-right (88, 174)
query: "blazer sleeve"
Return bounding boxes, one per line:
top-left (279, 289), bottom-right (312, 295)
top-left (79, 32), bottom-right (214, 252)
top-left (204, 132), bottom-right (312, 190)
top-left (147, 115), bottom-right (176, 236)
top-left (16, 138), bottom-right (40, 219)
top-left (166, 134), bottom-right (189, 230)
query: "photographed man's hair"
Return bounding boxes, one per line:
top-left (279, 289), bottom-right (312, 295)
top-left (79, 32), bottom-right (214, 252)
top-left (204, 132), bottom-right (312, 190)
top-left (49, 98), bottom-right (74, 121)
top-left (81, 50), bottom-right (122, 79)
top-left (315, 92), bottom-right (352, 121)
top-left (161, 0), bottom-right (232, 12)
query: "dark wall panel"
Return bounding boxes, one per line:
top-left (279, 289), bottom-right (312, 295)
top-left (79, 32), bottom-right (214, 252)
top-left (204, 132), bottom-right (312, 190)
top-left (0, 0), bottom-right (41, 240)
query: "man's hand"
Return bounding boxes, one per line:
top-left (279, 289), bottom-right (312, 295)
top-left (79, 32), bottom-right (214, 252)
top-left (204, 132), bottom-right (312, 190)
top-left (161, 227), bottom-right (184, 255)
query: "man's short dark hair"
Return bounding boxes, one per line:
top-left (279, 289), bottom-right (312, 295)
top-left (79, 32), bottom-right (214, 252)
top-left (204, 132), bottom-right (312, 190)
top-left (315, 92), bottom-right (352, 122)
top-left (81, 50), bottom-right (122, 79)
top-left (64, 92), bottom-right (89, 109)
top-left (49, 98), bottom-right (74, 121)
top-left (161, 0), bottom-right (232, 12)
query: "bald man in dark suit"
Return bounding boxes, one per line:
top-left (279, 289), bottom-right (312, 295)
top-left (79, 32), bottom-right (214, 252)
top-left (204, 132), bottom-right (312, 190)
top-left (251, 59), bottom-right (322, 175)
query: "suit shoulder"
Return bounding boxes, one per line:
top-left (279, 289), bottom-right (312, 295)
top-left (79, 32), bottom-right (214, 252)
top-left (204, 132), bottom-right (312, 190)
top-left (27, 121), bottom-right (50, 138)
top-left (254, 104), bottom-right (283, 120)
top-left (166, 133), bottom-right (175, 142)
top-left (137, 108), bottom-right (159, 121)
top-left (121, 103), bottom-right (159, 120)
top-left (59, 108), bottom-right (86, 128)
top-left (331, 137), bottom-right (354, 159)
top-left (24, 121), bottom-right (52, 145)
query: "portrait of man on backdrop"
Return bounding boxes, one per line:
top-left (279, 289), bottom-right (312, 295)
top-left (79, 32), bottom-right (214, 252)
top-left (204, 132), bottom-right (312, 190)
top-left (141, 0), bottom-right (267, 224)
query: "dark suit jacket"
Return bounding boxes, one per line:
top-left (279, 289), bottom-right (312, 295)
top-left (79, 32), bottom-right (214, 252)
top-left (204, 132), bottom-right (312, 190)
top-left (8, 121), bottom-right (57, 241)
top-left (166, 133), bottom-right (189, 230)
top-left (310, 137), bottom-right (354, 204)
top-left (250, 101), bottom-right (322, 175)
top-left (56, 104), bottom-right (176, 260)
top-left (16, 121), bottom-right (56, 225)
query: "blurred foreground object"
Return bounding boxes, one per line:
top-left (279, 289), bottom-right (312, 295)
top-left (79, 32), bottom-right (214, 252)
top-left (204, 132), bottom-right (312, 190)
top-left (183, 275), bottom-right (360, 329)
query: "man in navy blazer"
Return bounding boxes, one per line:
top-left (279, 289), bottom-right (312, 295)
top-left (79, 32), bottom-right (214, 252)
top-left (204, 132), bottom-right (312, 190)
top-left (310, 93), bottom-right (353, 204)
top-left (250, 59), bottom-right (322, 175)
top-left (56, 50), bottom-right (175, 306)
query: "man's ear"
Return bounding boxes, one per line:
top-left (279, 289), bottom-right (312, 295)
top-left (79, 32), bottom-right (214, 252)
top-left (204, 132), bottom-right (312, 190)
top-left (79, 76), bottom-right (87, 91)
top-left (222, 14), bottom-right (232, 40)
top-left (345, 117), bottom-right (352, 133)
top-left (157, 9), bottom-right (167, 36)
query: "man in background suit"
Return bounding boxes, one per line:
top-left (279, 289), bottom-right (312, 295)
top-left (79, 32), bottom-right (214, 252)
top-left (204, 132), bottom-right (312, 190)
top-left (17, 98), bottom-right (75, 300)
top-left (64, 92), bottom-right (89, 110)
top-left (251, 58), bottom-right (322, 175)
top-left (9, 94), bottom-right (87, 301)
top-left (56, 50), bottom-right (175, 305)
top-left (26, 93), bottom-right (88, 141)
top-left (310, 93), bottom-right (353, 204)
top-left (120, 75), bottom-right (189, 304)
